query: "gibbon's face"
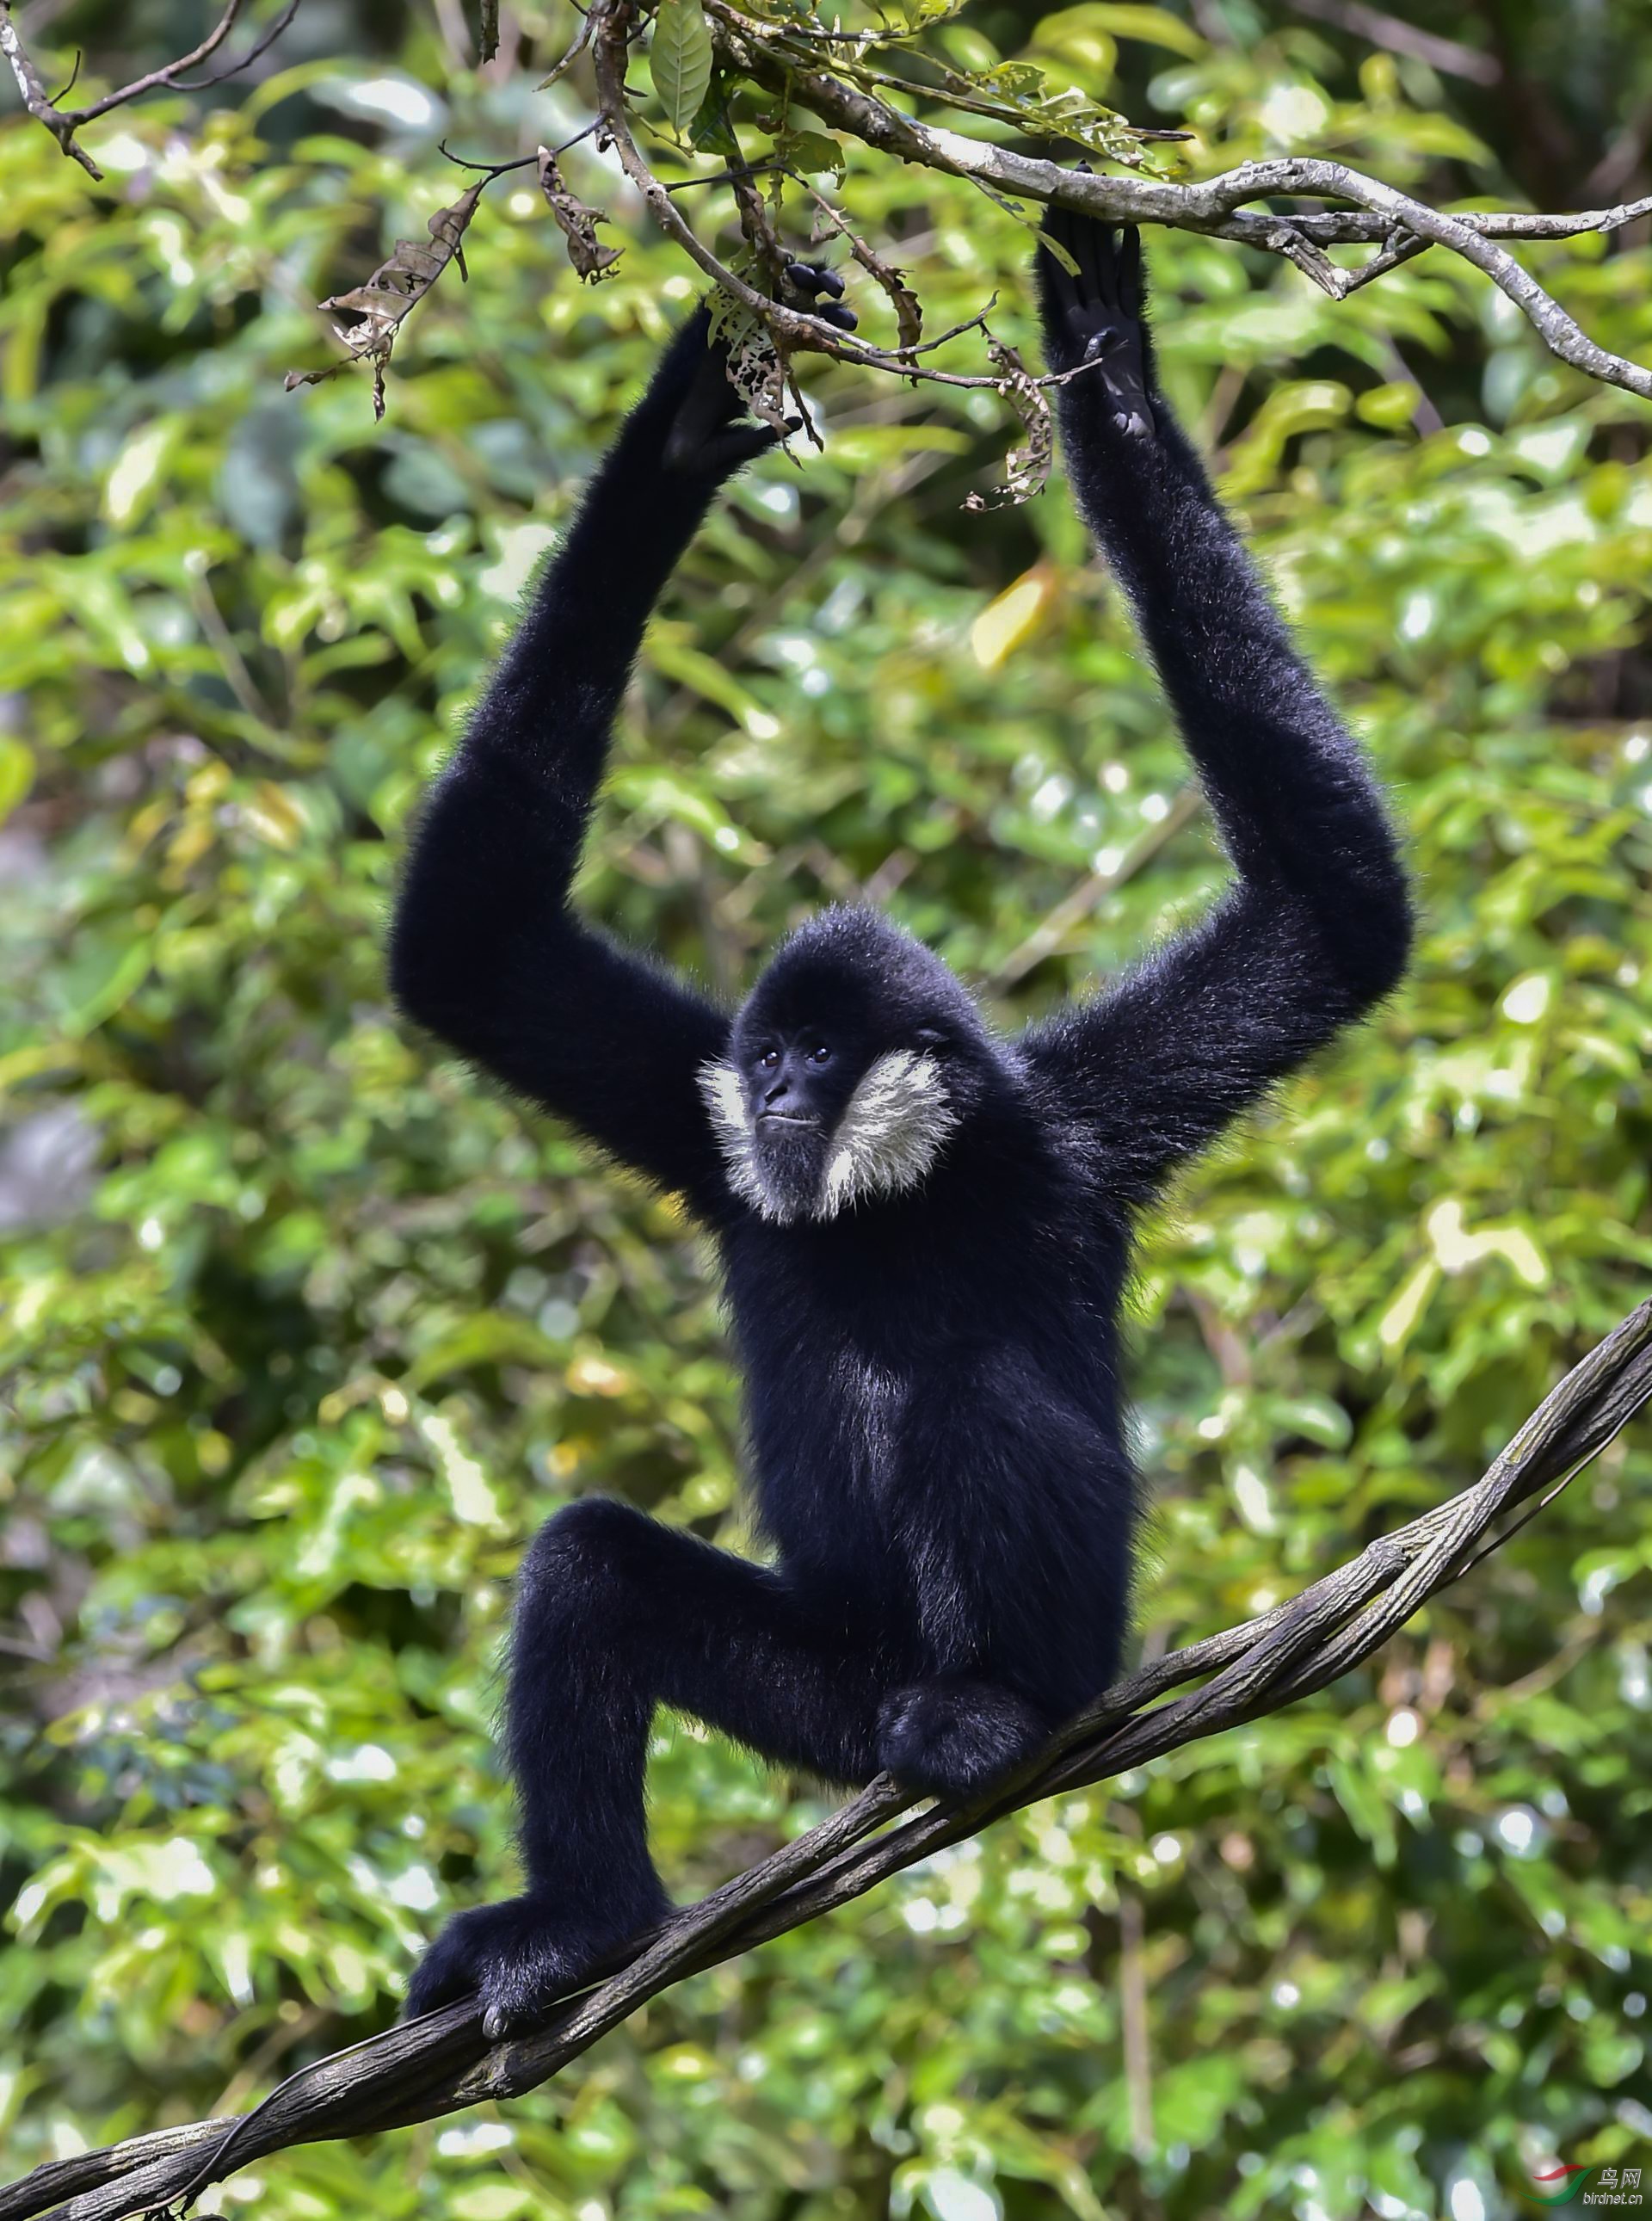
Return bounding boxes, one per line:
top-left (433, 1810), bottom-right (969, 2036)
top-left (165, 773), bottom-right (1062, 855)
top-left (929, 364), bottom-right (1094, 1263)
top-left (739, 1021), bottom-right (867, 1219)
top-left (746, 1024), bottom-right (860, 1132)
top-left (696, 911), bottom-right (974, 1226)
top-left (700, 1021), bottom-right (958, 1225)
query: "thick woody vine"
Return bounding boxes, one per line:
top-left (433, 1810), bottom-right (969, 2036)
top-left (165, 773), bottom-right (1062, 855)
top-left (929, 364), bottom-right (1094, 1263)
top-left (3, 1300), bottom-right (1650, 2221)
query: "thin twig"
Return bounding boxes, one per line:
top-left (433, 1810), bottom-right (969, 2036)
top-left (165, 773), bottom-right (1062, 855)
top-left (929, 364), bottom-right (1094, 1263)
top-left (1, 0), bottom-right (99, 174)
top-left (536, 2), bottom-right (595, 89)
top-left (0, 0), bottom-right (304, 179)
top-left (6, 1298), bottom-right (1650, 2221)
top-left (174, 0), bottom-right (301, 89)
top-left (437, 120), bottom-right (599, 181)
top-left (1288, 0), bottom-right (1501, 84)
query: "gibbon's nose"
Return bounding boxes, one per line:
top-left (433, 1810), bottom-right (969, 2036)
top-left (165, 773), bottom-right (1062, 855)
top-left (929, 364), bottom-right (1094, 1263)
top-left (762, 1074), bottom-right (791, 1108)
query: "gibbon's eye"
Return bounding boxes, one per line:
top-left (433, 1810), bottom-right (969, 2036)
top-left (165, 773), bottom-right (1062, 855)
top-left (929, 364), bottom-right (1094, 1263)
top-left (757, 1047), bottom-right (780, 1071)
top-left (806, 1043), bottom-right (832, 1065)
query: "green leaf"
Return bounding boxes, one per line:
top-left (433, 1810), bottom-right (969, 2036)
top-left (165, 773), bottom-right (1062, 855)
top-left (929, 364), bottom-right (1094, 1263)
top-left (1064, 3), bottom-right (1205, 56)
top-left (652, 0), bottom-right (714, 133)
top-left (777, 127), bottom-right (846, 179)
top-left (0, 736), bottom-right (34, 824)
top-left (688, 71), bottom-right (741, 155)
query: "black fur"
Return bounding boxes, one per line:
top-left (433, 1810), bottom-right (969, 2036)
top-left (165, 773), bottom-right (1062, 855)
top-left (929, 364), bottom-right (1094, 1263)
top-left (387, 214), bottom-right (1411, 2033)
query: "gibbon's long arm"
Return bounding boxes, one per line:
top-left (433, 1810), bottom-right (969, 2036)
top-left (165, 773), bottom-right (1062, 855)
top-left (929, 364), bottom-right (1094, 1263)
top-left (1021, 211), bottom-right (1413, 1209)
top-left (387, 312), bottom-right (790, 1207)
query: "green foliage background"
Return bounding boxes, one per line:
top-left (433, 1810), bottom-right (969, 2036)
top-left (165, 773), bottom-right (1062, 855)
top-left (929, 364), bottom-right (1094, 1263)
top-left (3, 3), bottom-right (1651, 2215)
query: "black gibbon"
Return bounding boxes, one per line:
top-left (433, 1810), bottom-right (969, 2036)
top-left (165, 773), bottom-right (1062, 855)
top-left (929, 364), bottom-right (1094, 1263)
top-left (387, 209), bottom-right (1411, 2033)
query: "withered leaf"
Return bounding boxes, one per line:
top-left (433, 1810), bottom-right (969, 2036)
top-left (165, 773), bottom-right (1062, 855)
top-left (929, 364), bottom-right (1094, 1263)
top-left (964, 337), bottom-right (1052, 510)
top-left (797, 183), bottom-right (922, 355)
top-left (706, 295), bottom-right (789, 436)
top-left (840, 230), bottom-right (921, 355)
top-left (885, 265), bottom-right (923, 355)
top-left (537, 148), bottom-right (622, 284)
top-left (284, 181), bottom-right (486, 419)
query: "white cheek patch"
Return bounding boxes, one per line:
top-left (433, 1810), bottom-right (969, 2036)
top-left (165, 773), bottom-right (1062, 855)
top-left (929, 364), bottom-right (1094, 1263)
top-left (818, 1050), bottom-right (956, 1218)
top-left (697, 1051), bottom-right (956, 1225)
top-left (696, 1058), bottom-right (775, 1217)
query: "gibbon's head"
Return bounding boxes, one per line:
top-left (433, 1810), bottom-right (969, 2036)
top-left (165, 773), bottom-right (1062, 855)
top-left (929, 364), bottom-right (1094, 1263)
top-left (699, 907), bottom-right (993, 1226)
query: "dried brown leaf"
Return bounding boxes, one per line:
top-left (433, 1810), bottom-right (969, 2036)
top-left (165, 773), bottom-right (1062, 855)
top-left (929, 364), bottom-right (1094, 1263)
top-left (537, 148), bottom-right (623, 283)
top-left (963, 336), bottom-right (1051, 509)
top-left (284, 181), bottom-right (486, 418)
top-left (798, 183), bottom-right (922, 355)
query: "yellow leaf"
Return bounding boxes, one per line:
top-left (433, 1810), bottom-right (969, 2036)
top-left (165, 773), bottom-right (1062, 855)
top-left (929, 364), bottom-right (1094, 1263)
top-left (105, 420), bottom-right (176, 527)
top-left (1378, 1259), bottom-right (1439, 1351)
top-left (567, 1352), bottom-right (632, 1397)
top-left (971, 563), bottom-right (1057, 670)
top-left (244, 780), bottom-right (305, 849)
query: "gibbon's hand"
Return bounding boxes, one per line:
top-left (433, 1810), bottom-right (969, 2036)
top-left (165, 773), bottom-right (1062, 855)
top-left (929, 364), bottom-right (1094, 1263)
top-left (782, 256), bottom-right (856, 330)
top-left (662, 262), bottom-right (855, 478)
top-left (1036, 196), bottom-right (1156, 442)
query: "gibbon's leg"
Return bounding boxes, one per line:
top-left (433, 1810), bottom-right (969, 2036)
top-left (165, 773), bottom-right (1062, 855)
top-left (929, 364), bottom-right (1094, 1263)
top-left (406, 1499), bottom-right (891, 2033)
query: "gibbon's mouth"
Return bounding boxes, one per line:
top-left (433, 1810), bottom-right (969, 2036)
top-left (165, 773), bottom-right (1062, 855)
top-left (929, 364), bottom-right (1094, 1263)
top-left (756, 1111), bottom-right (818, 1128)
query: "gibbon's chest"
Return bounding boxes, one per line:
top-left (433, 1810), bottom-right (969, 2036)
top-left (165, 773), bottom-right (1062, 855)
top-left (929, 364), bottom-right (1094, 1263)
top-left (718, 1193), bottom-right (1125, 1488)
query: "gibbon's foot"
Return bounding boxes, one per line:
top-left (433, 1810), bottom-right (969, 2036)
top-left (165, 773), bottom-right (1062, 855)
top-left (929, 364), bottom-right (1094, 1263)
top-left (1036, 192), bottom-right (1156, 441)
top-left (404, 1888), bottom-right (669, 2039)
top-left (877, 1679), bottom-right (1050, 1798)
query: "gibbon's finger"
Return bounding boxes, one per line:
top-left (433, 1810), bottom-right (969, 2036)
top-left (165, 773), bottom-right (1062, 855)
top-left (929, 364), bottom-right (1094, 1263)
top-left (1119, 224), bottom-right (1144, 322)
top-left (785, 259), bottom-right (847, 301)
top-left (1037, 207), bottom-right (1086, 315)
top-left (1063, 163), bottom-right (1108, 303)
top-left (816, 299), bottom-right (858, 331)
top-left (705, 422), bottom-right (786, 471)
top-left (1076, 210), bottom-right (1108, 307)
top-left (1104, 219), bottom-right (1141, 318)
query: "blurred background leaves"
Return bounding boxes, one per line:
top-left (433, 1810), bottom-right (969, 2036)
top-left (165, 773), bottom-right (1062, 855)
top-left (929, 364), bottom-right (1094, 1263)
top-left (2, 1), bottom-right (1650, 2215)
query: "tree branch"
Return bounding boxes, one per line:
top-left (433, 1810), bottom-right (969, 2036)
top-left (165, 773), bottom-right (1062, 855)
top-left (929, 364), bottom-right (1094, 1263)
top-left (0, 0), bottom-right (302, 180)
top-left (579, 0), bottom-right (1652, 435)
top-left (11, 0), bottom-right (1649, 408)
top-left (712, 18), bottom-right (1652, 401)
top-left (7, 1296), bottom-right (1650, 2221)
